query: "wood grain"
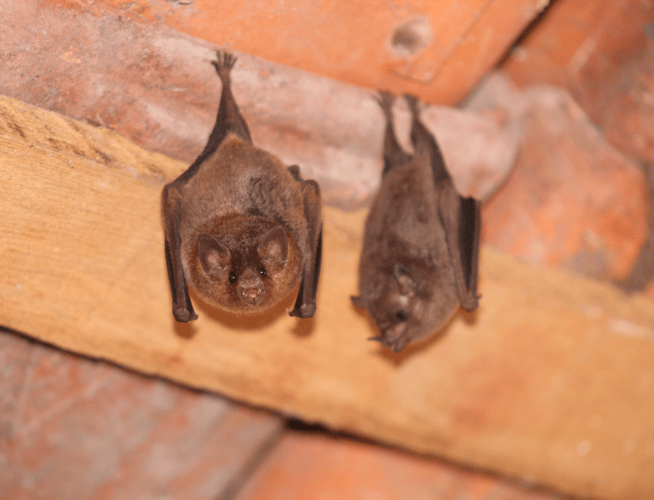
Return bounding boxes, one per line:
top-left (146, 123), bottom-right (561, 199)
top-left (2, 95), bottom-right (654, 499)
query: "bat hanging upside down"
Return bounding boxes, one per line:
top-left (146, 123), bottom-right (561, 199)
top-left (162, 51), bottom-right (322, 322)
top-left (352, 93), bottom-right (481, 352)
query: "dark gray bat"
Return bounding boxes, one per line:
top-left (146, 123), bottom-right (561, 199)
top-left (162, 51), bottom-right (322, 322)
top-left (351, 92), bottom-right (480, 352)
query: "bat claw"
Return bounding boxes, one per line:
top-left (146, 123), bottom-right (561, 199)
top-left (212, 51), bottom-right (237, 82)
top-left (289, 303), bottom-right (316, 319)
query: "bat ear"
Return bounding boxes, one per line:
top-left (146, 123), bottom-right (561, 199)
top-left (392, 263), bottom-right (417, 295)
top-left (198, 234), bottom-right (231, 279)
top-left (350, 295), bottom-right (368, 310)
top-left (259, 225), bottom-right (288, 267)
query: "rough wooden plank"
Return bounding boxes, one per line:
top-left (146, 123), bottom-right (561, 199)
top-left (1, 96), bottom-right (654, 499)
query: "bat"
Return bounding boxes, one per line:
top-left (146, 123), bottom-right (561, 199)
top-left (162, 51), bottom-right (322, 322)
top-left (351, 92), bottom-right (481, 352)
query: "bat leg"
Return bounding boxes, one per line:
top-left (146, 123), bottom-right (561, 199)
top-left (162, 184), bottom-right (198, 322)
top-left (210, 51), bottom-right (252, 144)
top-left (289, 179), bottom-right (322, 318)
top-left (175, 51), bottom-right (252, 185)
top-left (439, 182), bottom-right (481, 312)
top-left (405, 94), bottom-right (450, 185)
top-left (375, 91), bottom-right (411, 176)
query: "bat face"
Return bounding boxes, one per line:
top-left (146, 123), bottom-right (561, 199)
top-left (353, 261), bottom-right (458, 353)
top-left (188, 220), bottom-right (302, 314)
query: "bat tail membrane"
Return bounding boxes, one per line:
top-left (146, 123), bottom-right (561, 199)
top-left (375, 91), bottom-right (412, 176)
top-left (177, 51), bottom-right (252, 184)
top-left (405, 94), bottom-right (451, 185)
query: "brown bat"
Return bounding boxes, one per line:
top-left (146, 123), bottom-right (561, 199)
top-left (162, 51), bottom-right (322, 322)
top-left (351, 92), bottom-right (480, 352)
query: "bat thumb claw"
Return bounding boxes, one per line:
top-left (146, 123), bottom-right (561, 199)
top-left (173, 308), bottom-right (199, 323)
top-left (289, 303), bottom-right (316, 319)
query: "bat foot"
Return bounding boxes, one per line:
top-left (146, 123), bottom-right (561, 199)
top-left (289, 303), bottom-right (316, 319)
top-left (374, 91), bottom-right (395, 120)
top-left (212, 51), bottom-right (237, 83)
top-left (404, 94), bottom-right (421, 116)
top-left (459, 296), bottom-right (479, 312)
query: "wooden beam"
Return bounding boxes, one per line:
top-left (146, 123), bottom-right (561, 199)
top-left (2, 95), bottom-right (654, 499)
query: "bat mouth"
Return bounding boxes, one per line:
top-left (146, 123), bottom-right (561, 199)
top-left (380, 323), bottom-right (411, 353)
top-left (241, 287), bottom-right (264, 306)
top-left (369, 334), bottom-right (409, 353)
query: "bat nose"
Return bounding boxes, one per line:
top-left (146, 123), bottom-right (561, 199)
top-left (239, 269), bottom-right (264, 305)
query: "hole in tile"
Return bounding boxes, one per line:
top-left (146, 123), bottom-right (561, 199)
top-left (390, 17), bottom-right (433, 58)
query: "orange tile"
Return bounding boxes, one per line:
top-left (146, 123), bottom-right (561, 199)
top-left (480, 84), bottom-right (648, 282)
top-left (0, 329), bottom-right (282, 500)
top-left (502, 0), bottom-right (654, 161)
top-left (233, 430), bottom-right (563, 500)
top-left (93, 0), bottom-right (546, 105)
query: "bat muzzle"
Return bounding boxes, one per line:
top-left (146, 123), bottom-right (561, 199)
top-left (241, 286), bottom-right (264, 306)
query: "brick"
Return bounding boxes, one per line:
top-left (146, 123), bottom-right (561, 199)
top-left (0, 330), bottom-right (282, 500)
top-left (472, 77), bottom-right (648, 282)
top-left (233, 430), bottom-right (563, 500)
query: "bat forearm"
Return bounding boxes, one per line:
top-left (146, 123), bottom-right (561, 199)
top-left (162, 184), bottom-right (198, 322)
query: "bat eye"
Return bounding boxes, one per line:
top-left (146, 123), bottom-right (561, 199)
top-left (259, 267), bottom-right (267, 278)
top-left (394, 309), bottom-right (407, 322)
top-left (229, 271), bottom-right (237, 284)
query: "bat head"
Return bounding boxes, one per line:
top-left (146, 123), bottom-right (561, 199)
top-left (190, 218), bottom-right (302, 314)
top-left (352, 261), bottom-right (458, 352)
